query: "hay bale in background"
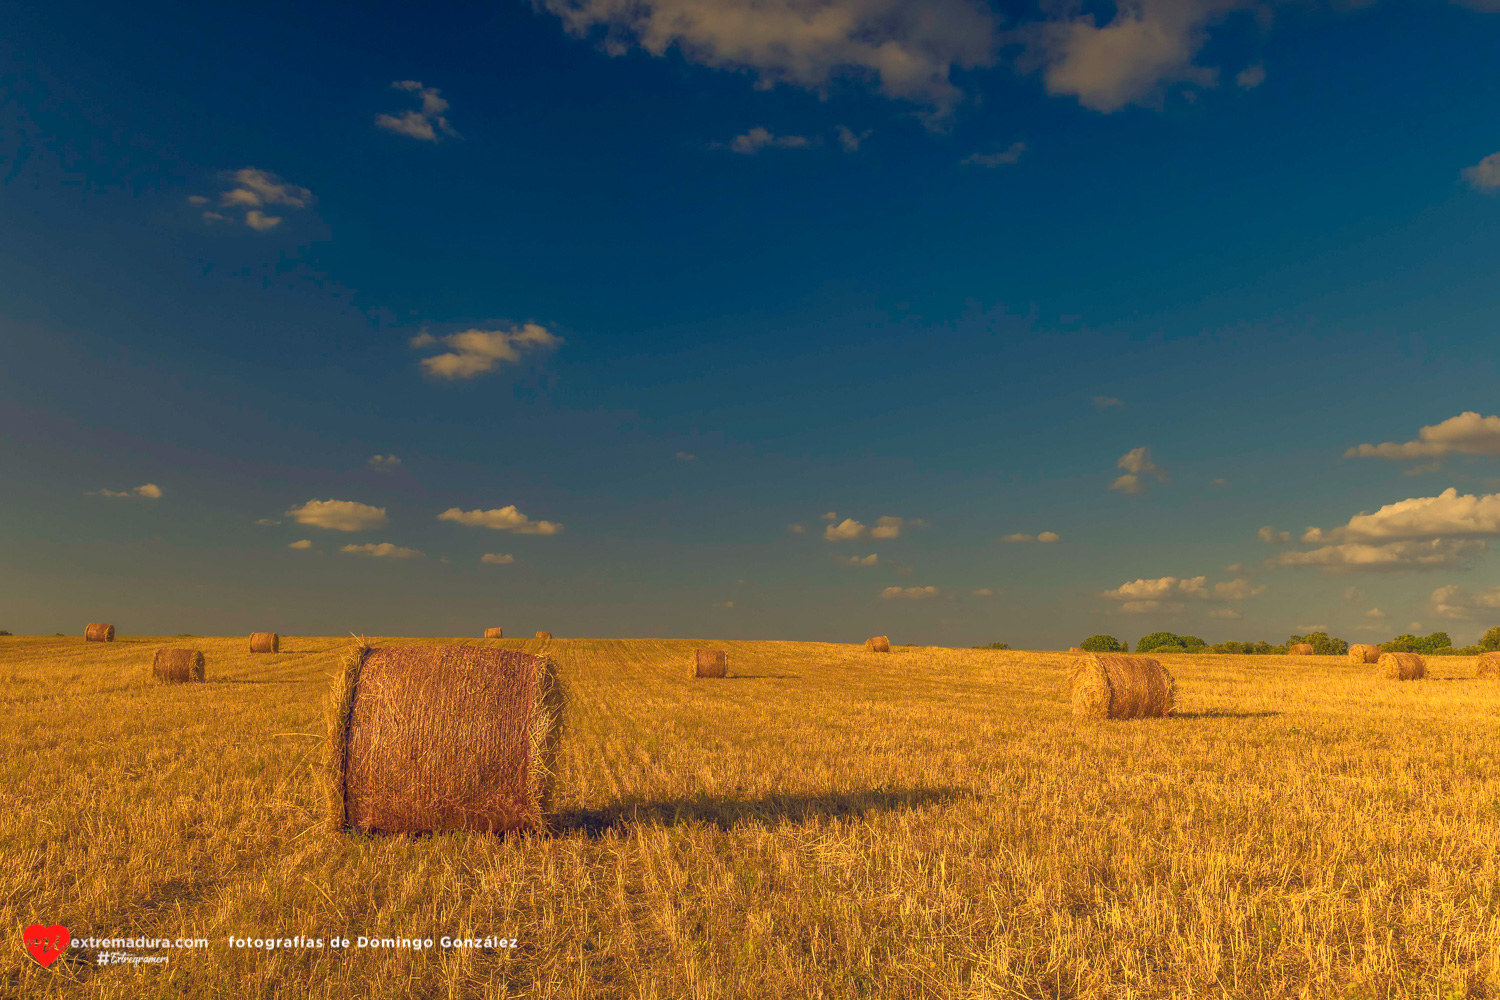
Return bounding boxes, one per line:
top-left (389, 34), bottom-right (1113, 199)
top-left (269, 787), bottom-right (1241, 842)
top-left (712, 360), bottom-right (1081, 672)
top-left (865, 636), bottom-right (891, 653)
top-left (85, 623), bottom-right (115, 643)
top-left (484, 628), bottom-right (505, 639)
top-left (1069, 646), bottom-right (1085, 652)
top-left (1347, 644), bottom-right (1380, 665)
top-left (1475, 651), bottom-right (1500, 679)
top-left (1071, 654), bottom-right (1175, 720)
top-left (325, 643), bottom-right (564, 835)
top-left (1288, 643), bottom-right (1315, 655)
top-left (535, 631), bottom-right (553, 640)
top-left (153, 649), bottom-right (205, 683)
top-left (693, 649), bottom-right (727, 678)
top-left (1379, 652), bottom-right (1426, 681)
top-left (249, 632), bottom-right (279, 653)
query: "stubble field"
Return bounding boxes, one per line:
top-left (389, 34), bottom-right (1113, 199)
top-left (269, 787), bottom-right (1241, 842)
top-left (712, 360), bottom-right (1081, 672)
top-left (4, 634), bottom-right (1499, 999)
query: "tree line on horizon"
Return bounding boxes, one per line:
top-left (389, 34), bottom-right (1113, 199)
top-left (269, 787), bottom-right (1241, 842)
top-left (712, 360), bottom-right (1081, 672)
top-left (1066, 626), bottom-right (1500, 657)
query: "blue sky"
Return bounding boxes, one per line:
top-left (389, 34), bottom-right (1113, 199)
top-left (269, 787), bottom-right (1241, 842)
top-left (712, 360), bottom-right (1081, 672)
top-left (2, 0), bottom-right (1499, 646)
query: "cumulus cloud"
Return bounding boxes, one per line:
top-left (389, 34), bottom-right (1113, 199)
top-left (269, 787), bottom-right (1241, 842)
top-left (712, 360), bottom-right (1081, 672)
top-left (193, 168), bottom-right (313, 231)
top-left (1300, 489), bottom-right (1500, 543)
top-left (93, 483), bottom-right (162, 499)
top-left (1207, 608), bottom-right (1242, 619)
top-left (438, 506), bottom-right (564, 535)
top-left (1004, 531), bottom-right (1060, 543)
top-left (341, 542), bottom-right (421, 558)
top-left (1429, 584), bottom-right (1500, 620)
top-left (1102, 574), bottom-right (1262, 604)
top-left (961, 141), bottom-right (1026, 167)
top-left (541, 0), bottom-right (999, 117)
top-left (1092, 396), bottom-right (1124, 410)
top-left (839, 553), bottom-right (879, 567)
top-left (1464, 153), bottom-right (1500, 192)
top-left (288, 539), bottom-right (313, 550)
top-left (1119, 599), bottom-right (1184, 615)
top-left (1344, 586), bottom-right (1366, 602)
top-left (481, 552), bottom-right (516, 564)
top-left (1268, 539), bottom-right (1486, 574)
top-left (821, 511), bottom-right (839, 520)
top-left (1345, 413), bottom-right (1500, 461)
top-left (1258, 526), bottom-right (1290, 544)
top-left (286, 499), bottom-right (388, 532)
top-left (1235, 63), bottom-right (1265, 89)
top-left (725, 127), bottom-right (812, 153)
top-left (415, 324), bottom-right (562, 379)
top-left (836, 125), bottom-right (871, 151)
top-left (787, 523), bottom-right (806, 533)
top-left (1110, 446), bottom-right (1166, 494)
top-left (880, 585), bottom-right (942, 600)
top-left (872, 516), bottom-right (923, 538)
top-left (973, 587), bottom-right (994, 596)
top-left (367, 454), bottom-right (402, 472)
top-left (255, 518), bottom-right (281, 526)
top-left (825, 517), bottom-right (867, 540)
top-left (1365, 607), bottom-right (1387, 620)
top-left (376, 81), bottom-right (459, 141)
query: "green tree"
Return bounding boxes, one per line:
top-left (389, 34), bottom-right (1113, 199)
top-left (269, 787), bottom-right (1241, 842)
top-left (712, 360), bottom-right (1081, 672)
top-left (1079, 635), bottom-right (1125, 652)
top-left (972, 642), bottom-right (1011, 650)
top-left (1290, 631), bottom-right (1349, 656)
top-left (1481, 626), bottom-right (1500, 652)
top-left (1380, 634), bottom-right (1420, 653)
top-left (1136, 632), bottom-right (1188, 654)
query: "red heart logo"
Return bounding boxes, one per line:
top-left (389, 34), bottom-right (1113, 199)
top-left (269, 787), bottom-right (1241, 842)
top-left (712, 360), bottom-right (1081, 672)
top-left (24, 924), bottom-right (70, 967)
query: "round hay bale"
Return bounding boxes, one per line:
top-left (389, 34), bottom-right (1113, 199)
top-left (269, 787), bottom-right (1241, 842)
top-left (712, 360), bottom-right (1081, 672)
top-left (865, 636), bottom-right (891, 653)
top-left (1070, 653), bottom-right (1175, 720)
top-left (1288, 643), bottom-right (1315, 655)
top-left (85, 623), bottom-right (115, 642)
top-left (693, 649), bottom-right (727, 678)
top-left (325, 643), bottom-right (564, 835)
top-left (1474, 651), bottom-right (1500, 679)
top-left (249, 632), bottom-right (279, 653)
top-left (1347, 644), bottom-right (1380, 665)
top-left (153, 648), bottom-right (205, 683)
top-left (484, 627), bottom-right (505, 639)
top-left (1378, 652), bottom-right (1426, 681)
top-left (1068, 646), bottom-right (1085, 652)
top-left (535, 631), bottom-right (553, 640)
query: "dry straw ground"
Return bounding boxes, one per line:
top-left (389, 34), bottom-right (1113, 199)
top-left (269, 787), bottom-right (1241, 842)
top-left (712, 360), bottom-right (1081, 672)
top-left (4, 635), bottom-right (1500, 999)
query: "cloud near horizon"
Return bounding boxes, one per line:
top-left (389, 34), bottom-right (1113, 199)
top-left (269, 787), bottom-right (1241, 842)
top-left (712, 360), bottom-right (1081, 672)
top-left (285, 499), bottom-right (387, 531)
top-left (1429, 584), bottom-right (1500, 620)
top-left (880, 585), bottom-right (942, 600)
top-left (1345, 412), bottom-right (1500, 460)
top-left (93, 483), bottom-right (162, 499)
top-left (438, 505), bottom-right (564, 534)
top-left (481, 552), bottom-right (516, 564)
top-left (341, 542), bottom-right (421, 558)
top-left (1101, 573), bottom-right (1264, 611)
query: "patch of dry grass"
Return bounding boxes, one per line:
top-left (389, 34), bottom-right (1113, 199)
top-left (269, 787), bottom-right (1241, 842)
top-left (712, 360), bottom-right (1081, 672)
top-left (3, 635), bottom-right (1499, 998)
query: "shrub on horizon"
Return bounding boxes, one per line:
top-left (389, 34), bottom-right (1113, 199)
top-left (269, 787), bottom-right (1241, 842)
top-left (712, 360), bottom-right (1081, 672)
top-left (1079, 635), bottom-right (1125, 653)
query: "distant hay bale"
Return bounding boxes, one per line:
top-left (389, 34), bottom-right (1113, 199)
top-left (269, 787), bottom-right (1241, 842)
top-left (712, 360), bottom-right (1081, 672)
top-left (693, 649), bottom-right (727, 678)
top-left (1378, 652), bottom-right (1426, 681)
top-left (153, 648), bottom-right (205, 683)
top-left (1070, 653), bottom-right (1175, 720)
top-left (249, 632), bottom-right (279, 653)
top-left (1288, 643), bottom-right (1315, 655)
top-left (325, 643), bottom-right (564, 835)
top-left (85, 623), bottom-right (115, 642)
top-left (484, 628), bottom-right (505, 639)
top-left (865, 636), bottom-right (890, 653)
top-left (1347, 644), bottom-right (1380, 665)
top-left (1474, 651), bottom-right (1500, 679)
top-left (535, 631), bottom-right (553, 640)
top-left (1069, 646), bottom-right (1085, 652)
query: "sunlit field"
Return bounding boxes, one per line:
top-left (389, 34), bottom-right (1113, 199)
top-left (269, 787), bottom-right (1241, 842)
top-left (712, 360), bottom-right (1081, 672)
top-left (5, 634), bottom-right (1499, 998)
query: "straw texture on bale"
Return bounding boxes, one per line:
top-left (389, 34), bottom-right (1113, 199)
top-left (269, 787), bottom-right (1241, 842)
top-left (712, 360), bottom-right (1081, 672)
top-left (1347, 643), bottom-right (1380, 665)
top-left (153, 648), bottom-right (205, 683)
top-left (1288, 643), bottom-right (1315, 655)
top-left (1379, 652), bottom-right (1426, 681)
top-left (85, 623), bottom-right (115, 642)
top-left (1070, 653), bottom-right (1176, 720)
top-left (1069, 647), bottom-right (1085, 652)
top-left (535, 631), bottom-right (553, 640)
top-left (865, 636), bottom-right (891, 653)
top-left (1474, 651), bottom-right (1500, 679)
top-left (693, 649), bottom-right (727, 678)
top-left (325, 642), bottom-right (565, 835)
top-left (249, 632), bottom-right (279, 653)
top-left (484, 628), bottom-right (505, 639)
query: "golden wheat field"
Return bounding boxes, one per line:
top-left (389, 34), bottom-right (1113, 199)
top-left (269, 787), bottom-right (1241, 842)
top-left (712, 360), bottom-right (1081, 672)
top-left (5, 634), bottom-right (1500, 999)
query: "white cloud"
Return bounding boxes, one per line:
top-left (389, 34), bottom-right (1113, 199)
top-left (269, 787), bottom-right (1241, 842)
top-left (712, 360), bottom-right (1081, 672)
top-left (1344, 586), bottom-right (1366, 602)
top-left (821, 511), bottom-right (838, 520)
top-left (1119, 599), bottom-right (1184, 614)
top-left (825, 517), bottom-right (868, 541)
top-left (288, 539), bottom-right (312, 550)
top-left (1302, 489), bottom-right (1500, 543)
top-left (1464, 153), bottom-right (1500, 192)
top-left (880, 585), bottom-right (941, 600)
top-left (1258, 526), bottom-right (1290, 544)
top-left (1092, 396), bottom-right (1124, 410)
top-left (1213, 578), bottom-right (1265, 600)
top-left (1224, 563), bottom-right (1244, 574)
top-left (286, 499), bottom-right (388, 532)
top-left (1268, 539), bottom-right (1486, 574)
top-left (836, 125), bottom-right (871, 152)
top-left (256, 518), bottom-right (282, 526)
top-left (961, 141), bottom-right (1026, 168)
top-left (726, 127), bottom-right (812, 153)
top-left (481, 552), bottom-right (516, 565)
top-left (1029, 0), bottom-right (1245, 113)
top-left (244, 210), bottom-right (282, 231)
top-left (872, 515), bottom-right (923, 539)
top-left (415, 324), bottom-right (562, 379)
top-left (92, 483), bottom-right (163, 499)
top-left (1102, 577), bottom-right (1181, 601)
top-left (1365, 607), bottom-right (1387, 619)
top-left (541, 0), bottom-right (998, 117)
top-left (675, 452), bottom-right (696, 461)
top-left (376, 81), bottom-right (459, 141)
top-left (1103, 574), bottom-right (1261, 603)
top-left (1005, 531), bottom-right (1060, 543)
top-left (1003, 533), bottom-right (1035, 543)
top-left (1429, 584), bottom-right (1500, 620)
top-left (787, 523), bottom-right (806, 534)
top-left (367, 454), bottom-right (402, 472)
top-left (409, 332), bottom-right (437, 348)
top-left (1345, 413), bottom-right (1500, 460)
top-left (186, 195), bottom-right (209, 206)
top-left (972, 587), bottom-right (994, 596)
top-left (839, 553), bottom-right (879, 567)
top-left (1037, 531), bottom-right (1060, 544)
top-left (437, 506), bottom-right (564, 535)
top-left (341, 542), bottom-right (421, 559)
top-left (195, 168), bottom-right (312, 231)
top-left (1207, 608), bottom-right (1242, 619)
top-left (1110, 446), bottom-right (1165, 493)
top-left (1235, 63), bottom-right (1265, 89)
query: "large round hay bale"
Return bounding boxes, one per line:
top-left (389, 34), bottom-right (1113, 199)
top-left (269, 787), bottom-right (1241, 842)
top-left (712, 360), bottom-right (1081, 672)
top-left (326, 643), bottom-right (564, 835)
top-left (693, 649), bottom-right (727, 678)
top-left (1071, 653), bottom-right (1175, 720)
top-left (865, 636), bottom-right (890, 653)
top-left (535, 631), bottom-right (552, 640)
top-left (1288, 643), bottom-right (1315, 655)
top-left (1347, 644), bottom-right (1380, 665)
top-left (153, 648), bottom-right (205, 683)
top-left (1379, 652), bottom-right (1426, 681)
top-left (1474, 651), bottom-right (1500, 679)
top-left (249, 632), bottom-right (279, 653)
top-left (483, 627), bottom-right (505, 639)
top-left (85, 623), bottom-right (115, 642)
top-left (1068, 646), bottom-right (1085, 652)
